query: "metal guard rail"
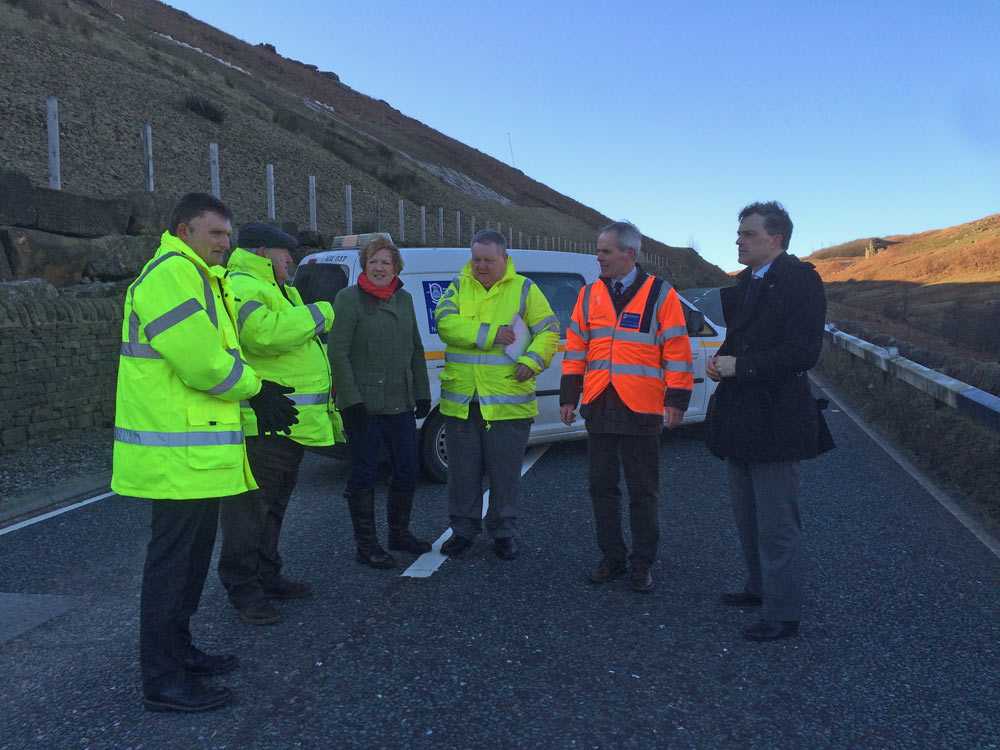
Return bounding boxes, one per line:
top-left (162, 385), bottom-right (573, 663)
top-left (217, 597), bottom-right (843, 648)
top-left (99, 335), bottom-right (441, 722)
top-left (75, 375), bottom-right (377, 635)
top-left (824, 325), bottom-right (1000, 433)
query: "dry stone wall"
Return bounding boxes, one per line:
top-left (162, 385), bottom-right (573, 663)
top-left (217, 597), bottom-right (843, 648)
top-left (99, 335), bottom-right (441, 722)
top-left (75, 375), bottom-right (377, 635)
top-left (0, 170), bottom-right (330, 455)
top-left (0, 280), bottom-right (123, 453)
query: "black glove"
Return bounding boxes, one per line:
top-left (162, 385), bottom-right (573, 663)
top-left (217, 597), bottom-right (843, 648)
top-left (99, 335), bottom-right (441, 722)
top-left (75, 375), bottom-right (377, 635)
top-left (341, 402), bottom-right (368, 437)
top-left (248, 380), bottom-right (298, 435)
top-left (414, 399), bottom-right (431, 420)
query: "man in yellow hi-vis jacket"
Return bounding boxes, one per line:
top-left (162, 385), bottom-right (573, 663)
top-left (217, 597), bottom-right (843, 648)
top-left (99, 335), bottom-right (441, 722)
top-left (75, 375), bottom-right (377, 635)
top-left (219, 222), bottom-right (344, 626)
top-left (113, 193), bottom-right (297, 713)
top-left (433, 229), bottom-right (560, 561)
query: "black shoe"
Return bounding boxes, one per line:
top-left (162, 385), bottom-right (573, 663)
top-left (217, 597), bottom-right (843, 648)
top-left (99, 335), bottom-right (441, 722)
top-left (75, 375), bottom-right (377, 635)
top-left (587, 557), bottom-right (627, 584)
top-left (261, 575), bottom-right (313, 600)
top-left (740, 619), bottom-right (800, 642)
top-left (144, 676), bottom-right (231, 713)
top-left (236, 599), bottom-right (280, 626)
top-left (441, 534), bottom-right (473, 557)
top-left (388, 530), bottom-right (432, 555)
top-left (492, 537), bottom-right (518, 561)
top-left (720, 591), bottom-right (763, 607)
top-left (629, 564), bottom-right (654, 593)
top-left (184, 649), bottom-right (239, 676)
top-left (356, 545), bottom-right (397, 569)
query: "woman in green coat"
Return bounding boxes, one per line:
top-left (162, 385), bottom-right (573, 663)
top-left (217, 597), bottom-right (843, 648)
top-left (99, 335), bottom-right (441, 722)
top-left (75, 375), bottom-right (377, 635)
top-left (328, 236), bottom-right (432, 568)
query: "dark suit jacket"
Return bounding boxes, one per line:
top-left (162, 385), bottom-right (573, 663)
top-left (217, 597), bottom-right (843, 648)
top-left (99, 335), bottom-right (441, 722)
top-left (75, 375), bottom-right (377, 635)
top-left (705, 252), bottom-right (834, 462)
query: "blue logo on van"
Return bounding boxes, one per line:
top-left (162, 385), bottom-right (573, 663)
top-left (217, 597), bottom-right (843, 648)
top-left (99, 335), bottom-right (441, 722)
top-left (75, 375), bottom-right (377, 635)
top-left (422, 280), bottom-right (452, 334)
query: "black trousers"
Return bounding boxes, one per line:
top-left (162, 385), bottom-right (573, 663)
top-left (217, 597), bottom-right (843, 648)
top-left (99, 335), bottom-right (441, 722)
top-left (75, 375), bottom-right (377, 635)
top-left (218, 435), bottom-right (304, 608)
top-left (587, 431), bottom-right (661, 566)
top-left (139, 497), bottom-right (220, 694)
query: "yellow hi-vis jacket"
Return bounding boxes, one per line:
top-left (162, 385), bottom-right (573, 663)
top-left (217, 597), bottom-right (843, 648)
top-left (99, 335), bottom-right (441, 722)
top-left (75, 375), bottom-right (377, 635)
top-left (434, 256), bottom-right (560, 421)
top-left (226, 248), bottom-right (343, 446)
top-left (563, 275), bottom-right (694, 414)
top-left (112, 232), bottom-right (261, 499)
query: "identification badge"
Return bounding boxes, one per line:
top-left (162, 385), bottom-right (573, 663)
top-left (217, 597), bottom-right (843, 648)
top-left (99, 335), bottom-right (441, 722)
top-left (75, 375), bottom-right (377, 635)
top-left (619, 312), bottom-right (640, 330)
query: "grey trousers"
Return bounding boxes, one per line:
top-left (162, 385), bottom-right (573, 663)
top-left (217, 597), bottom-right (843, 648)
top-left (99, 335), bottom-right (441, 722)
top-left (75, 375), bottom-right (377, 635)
top-left (727, 458), bottom-right (803, 621)
top-left (444, 404), bottom-right (532, 540)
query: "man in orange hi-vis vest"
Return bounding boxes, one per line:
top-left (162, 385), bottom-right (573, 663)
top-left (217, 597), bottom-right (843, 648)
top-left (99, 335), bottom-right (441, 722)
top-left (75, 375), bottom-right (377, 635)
top-left (559, 221), bottom-right (693, 593)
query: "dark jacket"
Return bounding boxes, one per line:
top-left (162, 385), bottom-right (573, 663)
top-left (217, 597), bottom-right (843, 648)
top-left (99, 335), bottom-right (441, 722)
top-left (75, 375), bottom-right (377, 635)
top-left (327, 282), bottom-right (431, 415)
top-left (705, 252), bottom-right (834, 462)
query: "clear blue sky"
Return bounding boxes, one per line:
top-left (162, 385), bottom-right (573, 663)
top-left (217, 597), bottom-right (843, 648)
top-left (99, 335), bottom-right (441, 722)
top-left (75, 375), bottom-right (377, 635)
top-left (166, 0), bottom-right (999, 272)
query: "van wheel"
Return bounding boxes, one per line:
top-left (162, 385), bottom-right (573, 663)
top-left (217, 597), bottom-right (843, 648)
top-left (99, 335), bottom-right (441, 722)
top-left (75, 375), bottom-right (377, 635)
top-left (419, 410), bottom-right (448, 483)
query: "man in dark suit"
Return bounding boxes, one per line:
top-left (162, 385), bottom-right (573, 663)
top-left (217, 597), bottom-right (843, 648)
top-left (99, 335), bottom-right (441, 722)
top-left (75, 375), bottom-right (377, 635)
top-left (706, 201), bottom-right (834, 642)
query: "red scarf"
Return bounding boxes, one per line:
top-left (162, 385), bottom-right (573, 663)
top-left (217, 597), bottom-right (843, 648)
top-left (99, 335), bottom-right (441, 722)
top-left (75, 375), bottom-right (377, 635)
top-left (358, 271), bottom-right (400, 300)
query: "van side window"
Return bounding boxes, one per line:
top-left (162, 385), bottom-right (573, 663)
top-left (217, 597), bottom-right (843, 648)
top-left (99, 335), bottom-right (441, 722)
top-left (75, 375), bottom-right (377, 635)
top-left (681, 299), bottom-right (718, 337)
top-left (292, 263), bottom-right (349, 305)
top-left (521, 272), bottom-right (585, 339)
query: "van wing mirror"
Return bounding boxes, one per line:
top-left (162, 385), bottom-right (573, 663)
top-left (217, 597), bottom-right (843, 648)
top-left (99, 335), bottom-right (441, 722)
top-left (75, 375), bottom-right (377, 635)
top-left (685, 308), bottom-right (705, 336)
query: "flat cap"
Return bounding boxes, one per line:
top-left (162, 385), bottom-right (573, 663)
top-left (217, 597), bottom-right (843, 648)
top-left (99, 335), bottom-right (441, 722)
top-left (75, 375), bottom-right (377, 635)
top-left (238, 221), bottom-right (298, 250)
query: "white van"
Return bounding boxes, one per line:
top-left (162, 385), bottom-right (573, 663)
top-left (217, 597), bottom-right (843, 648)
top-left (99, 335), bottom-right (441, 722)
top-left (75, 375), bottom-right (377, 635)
top-left (292, 235), bottom-right (725, 481)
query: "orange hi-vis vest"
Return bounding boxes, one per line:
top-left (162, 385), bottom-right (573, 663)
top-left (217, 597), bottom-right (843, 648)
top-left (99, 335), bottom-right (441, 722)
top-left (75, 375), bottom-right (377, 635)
top-left (563, 275), bottom-right (693, 415)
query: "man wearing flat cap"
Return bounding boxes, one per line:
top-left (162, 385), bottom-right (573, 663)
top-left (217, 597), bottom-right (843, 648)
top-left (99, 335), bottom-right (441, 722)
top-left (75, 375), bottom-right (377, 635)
top-left (218, 221), bottom-right (344, 625)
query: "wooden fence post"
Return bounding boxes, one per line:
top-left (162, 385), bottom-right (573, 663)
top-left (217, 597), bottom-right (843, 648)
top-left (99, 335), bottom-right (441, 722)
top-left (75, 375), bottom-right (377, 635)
top-left (209, 143), bottom-right (220, 197)
top-left (266, 164), bottom-right (275, 220)
top-left (142, 123), bottom-right (154, 192)
top-left (345, 185), bottom-right (353, 234)
top-left (46, 95), bottom-right (60, 190)
top-left (308, 176), bottom-right (317, 231)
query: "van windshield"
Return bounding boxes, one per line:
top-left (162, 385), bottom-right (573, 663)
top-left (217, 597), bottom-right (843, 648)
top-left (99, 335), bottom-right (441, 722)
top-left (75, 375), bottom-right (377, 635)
top-left (292, 263), bottom-right (349, 305)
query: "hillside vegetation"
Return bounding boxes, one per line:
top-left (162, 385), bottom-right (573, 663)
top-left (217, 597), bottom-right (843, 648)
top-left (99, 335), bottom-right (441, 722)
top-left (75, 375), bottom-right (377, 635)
top-left (805, 214), bottom-right (1000, 364)
top-left (0, 0), bottom-right (729, 288)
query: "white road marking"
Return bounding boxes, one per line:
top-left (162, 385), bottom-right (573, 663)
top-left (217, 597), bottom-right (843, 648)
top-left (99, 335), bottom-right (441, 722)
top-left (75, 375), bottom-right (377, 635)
top-left (0, 492), bottom-right (115, 536)
top-left (401, 444), bottom-right (549, 578)
top-left (812, 373), bottom-right (1000, 559)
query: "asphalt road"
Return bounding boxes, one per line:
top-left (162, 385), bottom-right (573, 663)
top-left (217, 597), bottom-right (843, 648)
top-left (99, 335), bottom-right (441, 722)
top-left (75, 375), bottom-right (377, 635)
top-left (1, 387), bottom-right (998, 749)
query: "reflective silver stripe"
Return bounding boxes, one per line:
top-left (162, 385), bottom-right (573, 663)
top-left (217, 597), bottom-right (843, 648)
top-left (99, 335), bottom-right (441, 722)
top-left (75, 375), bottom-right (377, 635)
top-left (476, 323), bottom-right (491, 350)
top-left (612, 329), bottom-right (656, 344)
top-left (128, 311), bottom-right (141, 344)
top-left (203, 274), bottom-right (218, 328)
top-left (436, 301), bottom-right (458, 313)
top-left (529, 315), bottom-right (559, 335)
top-left (207, 354), bottom-right (245, 396)
top-left (307, 304), bottom-right (325, 335)
top-left (664, 360), bottom-right (694, 373)
top-left (479, 393), bottom-right (535, 406)
top-left (115, 427), bottom-right (243, 447)
top-left (614, 363), bottom-right (664, 378)
top-left (440, 389), bottom-right (472, 405)
top-left (582, 283), bottom-right (594, 323)
top-left (519, 277), bottom-right (533, 318)
top-left (237, 300), bottom-right (265, 332)
top-left (120, 342), bottom-right (162, 359)
top-left (436, 308), bottom-right (459, 321)
top-left (568, 319), bottom-right (588, 341)
top-left (523, 351), bottom-right (544, 369)
top-left (564, 350), bottom-right (587, 361)
top-left (657, 325), bottom-right (688, 342)
top-left (128, 251), bottom-right (183, 298)
top-left (589, 326), bottom-right (615, 340)
top-left (145, 298), bottom-right (203, 340)
top-left (586, 359), bottom-right (612, 371)
top-left (290, 392), bottom-right (327, 406)
top-left (445, 352), bottom-right (512, 366)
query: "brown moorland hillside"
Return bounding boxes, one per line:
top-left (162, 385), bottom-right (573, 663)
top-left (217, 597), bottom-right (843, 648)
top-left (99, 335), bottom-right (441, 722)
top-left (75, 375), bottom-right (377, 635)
top-left (808, 214), bottom-right (1000, 366)
top-left (0, 0), bottom-right (729, 288)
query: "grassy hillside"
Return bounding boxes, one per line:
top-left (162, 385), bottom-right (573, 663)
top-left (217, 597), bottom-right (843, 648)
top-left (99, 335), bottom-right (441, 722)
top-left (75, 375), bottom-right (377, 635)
top-left (0, 0), bottom-right (729, 288)
top-left (807, 214), bottom-right (1000, 364)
